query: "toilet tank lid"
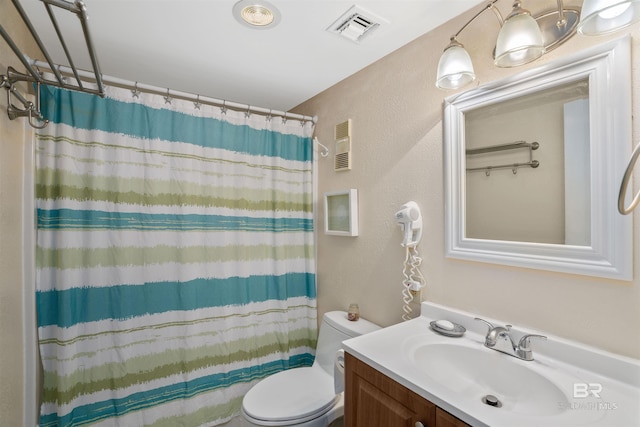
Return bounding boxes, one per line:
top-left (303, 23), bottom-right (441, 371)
top-left (323, 311), bottom-right (381, 337)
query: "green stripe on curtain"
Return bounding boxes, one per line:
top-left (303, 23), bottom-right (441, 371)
top-left (39, 356), bottom-right (313, 427)
top-left (36, 84), bottom-right (317, 427)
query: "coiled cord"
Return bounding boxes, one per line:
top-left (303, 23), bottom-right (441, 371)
top-left (401, 245), bottom-right (426, 321)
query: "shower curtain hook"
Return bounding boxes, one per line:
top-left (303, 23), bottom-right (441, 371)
top-left (34, 64), bottom-right (43, 80)
top-left (266, 109), bottom-right (273, 122)
top-left (164, 88), bottom-right (172, 105)
top-left (220, 100), bottom-right (227, 115)
top-left (282, 112), bottom-right (288, 124)
top-left (57, 64), bottom-right (68, 84)
top-left (244, 105), bottom-right (251, 118)
top-left (132, 82), bottom-right (140, 99)
top-left (194, 94), bottom-right (201, 110)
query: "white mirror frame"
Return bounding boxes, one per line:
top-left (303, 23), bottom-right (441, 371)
top-left (444, 36), bottom-right (632, 280)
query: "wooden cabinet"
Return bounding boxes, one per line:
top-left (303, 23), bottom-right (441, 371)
top-left (344, 352), bottom-right (471, 427)
top-left (435, 407), bottom-right (471, 427)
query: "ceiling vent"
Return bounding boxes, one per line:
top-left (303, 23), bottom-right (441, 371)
top-left (327, 5), bottom-right (387, 43)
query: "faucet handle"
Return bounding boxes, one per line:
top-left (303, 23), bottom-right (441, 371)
top-left (517, 334), bottom-right (547, 361)
top-left (518, 334), bottom-right (547, 348)
top-left (474, 317), bottom-right (494, 333)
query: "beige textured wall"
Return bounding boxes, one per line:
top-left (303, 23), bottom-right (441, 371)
top-left (1, 2), bottom-right (639, 425)
top-left (294, 1), bottom-right (640, 359)
top-left (0, 0), bottom-right (38, 424)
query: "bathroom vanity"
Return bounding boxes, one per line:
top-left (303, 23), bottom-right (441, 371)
top-left (345, 351), bottom-right (469, 426)
top-left (342, 302), bottom-right (640, 427)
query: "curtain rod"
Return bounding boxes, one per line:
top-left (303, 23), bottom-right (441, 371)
top-left (29, 57), bottom-right (317, 124)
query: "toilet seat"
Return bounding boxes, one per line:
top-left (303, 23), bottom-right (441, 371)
top-left (242, 366), bottom-right (339, 424)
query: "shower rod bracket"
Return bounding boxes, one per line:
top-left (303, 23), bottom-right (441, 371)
top-left (2, 67), bottom-right (49, 128)
top-left (1, 0), bottom-right (104, 129)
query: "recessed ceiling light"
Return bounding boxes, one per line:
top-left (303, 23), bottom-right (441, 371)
top-left (233, 0), bottom-right (281, 29)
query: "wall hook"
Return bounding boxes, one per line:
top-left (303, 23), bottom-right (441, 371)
top-left (28, 107), bottom-right (48, 129)
top-left (314, 137), bottom-right (329, 158)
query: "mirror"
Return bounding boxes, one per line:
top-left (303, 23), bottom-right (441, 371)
top-left (444, 36), bottom-right (632, 280)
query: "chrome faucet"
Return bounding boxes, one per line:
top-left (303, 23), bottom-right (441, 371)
top-left (475, 318), bottom-right (547, 361)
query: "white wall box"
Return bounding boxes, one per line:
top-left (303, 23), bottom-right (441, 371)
top-left (324, 189), bottom-right (358, 236)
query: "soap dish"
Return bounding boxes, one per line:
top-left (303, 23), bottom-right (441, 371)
top-left (430, 320), bottom-right (466, 337)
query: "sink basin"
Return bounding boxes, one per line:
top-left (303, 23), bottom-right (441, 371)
top-left (408, 342), bottom-right (569, 415)
top-left (344, 303), bottom-right (640, 427)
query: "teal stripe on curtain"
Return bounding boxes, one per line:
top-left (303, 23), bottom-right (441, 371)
top-left (35, 84), bottom-right (317, 427)
top-left (37, 273), bottom-right (317, 328)
top-left (37, 208), bottom-right (313, 231)
top-left (39, 85), bottom-right (312, 162)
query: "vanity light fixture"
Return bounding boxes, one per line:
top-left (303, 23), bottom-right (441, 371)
top-left (494, 1), bottom-right (544, 67)
top-left (436, 0), bottom-right (580, 89)
top-left (233, 0), bottom-right (281, 29)
top-left (578, 0), bottom-right (640, 35)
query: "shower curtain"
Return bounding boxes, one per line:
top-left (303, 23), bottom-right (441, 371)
top-left (35, 84), bottom-right (317, 426)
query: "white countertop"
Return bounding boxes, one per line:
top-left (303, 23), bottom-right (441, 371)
top-left (342, 302), bottom-right (640, 427)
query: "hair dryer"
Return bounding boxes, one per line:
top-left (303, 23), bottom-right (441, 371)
top-left (395, 201), bottom-right (422, 247)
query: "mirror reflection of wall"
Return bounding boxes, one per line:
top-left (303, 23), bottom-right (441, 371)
top-left (464, 79), bottom-right (590, 245)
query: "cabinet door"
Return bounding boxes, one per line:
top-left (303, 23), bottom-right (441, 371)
top-left (345, 352), bottom-right (435, 427)
top-left (436, 407), bottom-right (471, 427)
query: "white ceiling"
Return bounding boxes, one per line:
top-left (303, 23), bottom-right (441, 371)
top-left (16, 0), bottom-right (484, 111)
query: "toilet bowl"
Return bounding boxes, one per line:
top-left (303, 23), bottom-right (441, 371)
top-left (240, 311), bottom-right (380, 427)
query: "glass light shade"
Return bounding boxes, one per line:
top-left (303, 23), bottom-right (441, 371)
top-left (436, 43), bottom-right (476, 89)
top-left (578, 0), bottom-right (640, 34)
top-left (494, 12), bottom-right (544, 67)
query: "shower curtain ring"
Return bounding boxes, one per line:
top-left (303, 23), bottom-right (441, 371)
top-left (266, 109), bottom-right (273, 122)
top-left (282, 112), bottom-right (288, 124)
top-left (220, 100), bottom-right (227, 114)
top-left (164, 88), bottom-right (172, 105)
top-left (194, 94), bottom-right (201, 110)
top-left (57, 65), bottom-right (68, 84)
top-left (244, 105), bottom-right (251, 118)
top-left (34, 64), bottom-right (43, 80)
top-left (132, 82), bottom-right (140, 99)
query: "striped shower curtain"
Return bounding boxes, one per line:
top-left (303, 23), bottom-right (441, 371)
top-left (35, 84), bottom-right (317, 426)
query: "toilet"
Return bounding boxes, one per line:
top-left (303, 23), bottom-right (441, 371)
top-left (240, 311), bottom-right (380, 427)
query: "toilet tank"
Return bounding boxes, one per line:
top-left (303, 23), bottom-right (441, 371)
top-left (314, 311), bottom-right (380, 376)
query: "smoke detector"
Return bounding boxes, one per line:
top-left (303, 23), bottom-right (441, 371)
top-left (327, 5), bottom-right (387, 43)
